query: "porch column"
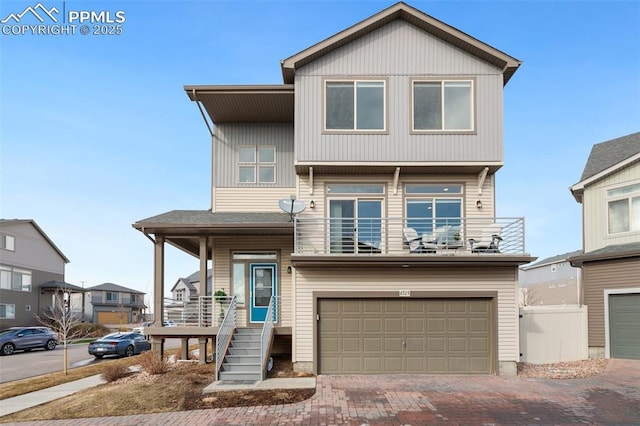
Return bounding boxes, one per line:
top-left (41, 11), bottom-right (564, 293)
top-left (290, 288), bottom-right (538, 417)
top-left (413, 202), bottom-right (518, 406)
top-left (154, 235), bottom-right (165, 327)
top-left (199, 237), bottom-right (208, 297)
top-left (198, 337), bottom-right (208, 364)
top-left (181, 338), bottom-right (189, 360)
top-left (151, 337), bottom-right (164, 360)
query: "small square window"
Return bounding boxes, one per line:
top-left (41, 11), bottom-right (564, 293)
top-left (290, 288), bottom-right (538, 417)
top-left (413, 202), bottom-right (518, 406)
top-left (239, 146), bottom-right (255, 163)
top-left (239, 167), bottom-right (256, 183)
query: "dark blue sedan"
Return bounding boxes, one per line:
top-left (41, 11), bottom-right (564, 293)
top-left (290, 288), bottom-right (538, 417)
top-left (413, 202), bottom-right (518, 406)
top-left (88, 332), bottom-right (151, 359)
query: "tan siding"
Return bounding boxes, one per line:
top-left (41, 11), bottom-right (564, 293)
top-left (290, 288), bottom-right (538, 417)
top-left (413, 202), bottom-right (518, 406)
top-left (583, 258), bottom-right (640, 347)
top-left (293, 267), bottom-right (517, 365)
top-left (583, 163), bottom-right (640, 252)
top-left (214, 187), bottom-right (296, 212)
top-left (295, 20), bottom-right (504, 164)
top-left (212, 236), bottom-right (293, 328)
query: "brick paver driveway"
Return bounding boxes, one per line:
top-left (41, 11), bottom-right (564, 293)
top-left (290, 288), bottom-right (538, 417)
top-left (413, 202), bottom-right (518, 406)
top-left (17, 359), bottom-right (640, 425)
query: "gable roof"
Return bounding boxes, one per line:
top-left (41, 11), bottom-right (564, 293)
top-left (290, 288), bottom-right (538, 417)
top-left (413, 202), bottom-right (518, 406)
top-left (520, 250), bottom-right (583, 270)
top-left (0, 219), bottom-right (70, 263)
top-left (570, 132), bottom-right (640, 202)
top-left (169, 269), bottom-right (212, 293)
top-left (87, 282), bottom-right (145, 294)
top-left (281, 2), bottom-right (521, 85)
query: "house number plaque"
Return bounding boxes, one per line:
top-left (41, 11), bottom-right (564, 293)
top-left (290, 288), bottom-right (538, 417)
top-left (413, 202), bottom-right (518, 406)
top-left (399, 290), bottom-right (411, 297)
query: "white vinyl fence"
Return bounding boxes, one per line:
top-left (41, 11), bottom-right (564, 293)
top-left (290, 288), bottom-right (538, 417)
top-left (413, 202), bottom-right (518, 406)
top-left (519, 305), bottom-right (588, 364)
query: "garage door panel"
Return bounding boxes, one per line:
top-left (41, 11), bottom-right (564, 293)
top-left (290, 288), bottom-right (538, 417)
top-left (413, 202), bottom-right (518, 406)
top-left (426, 337), bottom-right (445, 352)
top-left (318, 298), bottom-right (493, 374)
top-left (448, 337), bottom-right (468, 352)
top-left (384, 356), bottom-right (403, 372)
top-left (428, 318), bottom-right (446, 332)
top-left (449, 318), bottom-right (468, 332)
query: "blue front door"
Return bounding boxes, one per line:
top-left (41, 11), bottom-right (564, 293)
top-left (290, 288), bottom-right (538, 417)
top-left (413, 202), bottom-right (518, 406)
top-left (249, 263), bottom-right (277, 323)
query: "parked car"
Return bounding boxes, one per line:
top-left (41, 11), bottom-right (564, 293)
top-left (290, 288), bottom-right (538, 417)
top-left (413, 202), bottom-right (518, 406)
top-left (162, 320), bottom-right (177, 327)
top-left (132, 321), bottom-right (153, 334)
top-left (0, 327), bottom-right (58, 355)
top-left (88, 332), bottom-right (151, 359)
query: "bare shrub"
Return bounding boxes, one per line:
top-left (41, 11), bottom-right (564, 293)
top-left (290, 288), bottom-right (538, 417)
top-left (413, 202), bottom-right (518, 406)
top-left (139, 350), bottom-right (168, 375)
top-left (101, 364), bottom-right (130, 383)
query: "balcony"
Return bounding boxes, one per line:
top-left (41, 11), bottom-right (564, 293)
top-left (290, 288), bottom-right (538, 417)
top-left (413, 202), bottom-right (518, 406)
top-left (293, 217), bottom-right (530, 265)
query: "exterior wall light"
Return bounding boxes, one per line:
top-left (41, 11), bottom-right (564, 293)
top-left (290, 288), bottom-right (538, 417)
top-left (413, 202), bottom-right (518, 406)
top-left (476, 200), bottom-right (483, 209)
top-left (309, 200), bottom-right (315, 209)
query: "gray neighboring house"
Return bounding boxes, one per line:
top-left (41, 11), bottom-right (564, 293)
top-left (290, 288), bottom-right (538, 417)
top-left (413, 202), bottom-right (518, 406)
top-left (84, 283), bottom-right (146, 325)
top-left (170, 269), bottom-right (212, 303)
top-left (519, 250), bottom-right (583, 306)
top-left (0, 219), bottom-right (81, 327)
top-left (569, 131), bottom-right (640, 360)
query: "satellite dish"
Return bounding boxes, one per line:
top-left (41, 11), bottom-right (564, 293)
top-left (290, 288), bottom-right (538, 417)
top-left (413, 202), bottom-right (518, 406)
top-left (278, 198), bottom-right (306, 221)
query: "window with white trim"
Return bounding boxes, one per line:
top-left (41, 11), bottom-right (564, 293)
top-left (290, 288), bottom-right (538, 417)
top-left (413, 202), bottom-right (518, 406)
top-left (608, 183), bottom-right (640, 234)
top-left (0, 304), bottom-right (15, 319)
top-left (404, 184), bottom-right (463, 238)
top-left (412, 80), bottom-right (473, 131)
top-left (325, 80), bottom-right (385, 131)
top-left (0, 234), bottom-right (15, 251)
top-left (238, 145), bottom-right (276, 184)
top-left (175, 289), bottom-right (184, 302)
top-left (0, 265), bottom-right (31, 292)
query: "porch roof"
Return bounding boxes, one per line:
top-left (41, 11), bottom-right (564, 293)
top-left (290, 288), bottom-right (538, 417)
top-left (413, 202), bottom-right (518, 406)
top-left (40, 280), bottom-right (86, 293)
top-left (133, 210), bottom-right (294, 256)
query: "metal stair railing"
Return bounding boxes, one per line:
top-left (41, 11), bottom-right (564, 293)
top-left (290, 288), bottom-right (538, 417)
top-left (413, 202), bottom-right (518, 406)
top-left (260, 296), bottom-right (276, 380)
top-left (215, 296), bottom-right (237, 381)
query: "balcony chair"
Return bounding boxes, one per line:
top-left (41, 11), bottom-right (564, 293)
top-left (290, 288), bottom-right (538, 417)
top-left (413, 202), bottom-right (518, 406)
top-left (468, 224), bottom-right (502, 253)
top-left (403, 227), bottom-right (437, 253)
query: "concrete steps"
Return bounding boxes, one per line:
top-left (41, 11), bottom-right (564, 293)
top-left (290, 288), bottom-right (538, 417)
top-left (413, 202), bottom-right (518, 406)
top-left (218, 327), bottom-right (263, 382)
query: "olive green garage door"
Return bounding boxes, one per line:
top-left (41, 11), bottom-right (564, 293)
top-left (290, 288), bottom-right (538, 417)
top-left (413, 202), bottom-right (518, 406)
top-left (318, 298), bottom-right (494, 374)
top-left (609, 293), bottom-right (640, 360)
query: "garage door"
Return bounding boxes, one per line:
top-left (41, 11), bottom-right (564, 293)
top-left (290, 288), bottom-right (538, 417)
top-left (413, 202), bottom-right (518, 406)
top-left (609, 293), bottom-right (640, 360)
top-left (318, 298), bottom-right (493, 374)
top-left (96, 311), bottom-right (124, 324)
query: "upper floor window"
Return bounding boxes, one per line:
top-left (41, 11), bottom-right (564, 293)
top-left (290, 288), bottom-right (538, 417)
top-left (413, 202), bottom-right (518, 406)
top-left (0, 234), bottom-right (15, 251)
top-left (0, 265), bottom-right (31, 292)
top-left (607, 183), bottom-right (640, 234)
top-left (412, 80), bottom-right (473, 132)
top-left (325, 80), bottom-right (386, 132)
top-left (175, 289), bottom-right (184, 302)
top-left (130, 294), bottom-right (140, 304)
top-left (106, 292), bottom-right (118, 302)
top-left (238, 145), bottom-right (276, 184)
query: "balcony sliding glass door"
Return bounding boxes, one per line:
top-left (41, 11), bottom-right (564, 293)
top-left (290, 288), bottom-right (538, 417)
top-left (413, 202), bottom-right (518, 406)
top-left (329, 199), bottom-right (382, 253)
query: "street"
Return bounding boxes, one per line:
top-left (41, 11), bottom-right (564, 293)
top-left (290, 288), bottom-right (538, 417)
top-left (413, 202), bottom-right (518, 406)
top-left (0, 339), bottom-right (182, 383)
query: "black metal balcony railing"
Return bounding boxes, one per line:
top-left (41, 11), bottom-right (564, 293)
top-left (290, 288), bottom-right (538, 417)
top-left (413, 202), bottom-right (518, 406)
top-left (294, 217), bottom-right (526, 256)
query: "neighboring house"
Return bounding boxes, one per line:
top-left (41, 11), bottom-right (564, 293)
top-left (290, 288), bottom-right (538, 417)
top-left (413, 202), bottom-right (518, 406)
top-left (519, 250), bottom-right (583, 306)
top-left (84, 283), bottom-right (146, 325)
top-left (569, 131), bottom-right (640, 360)
top-left (170, 269), bottom-right (212, 303)
top-left (0, 219), bottom-right (81, 327)
top-left (134, 2), bottom-right (534, 375)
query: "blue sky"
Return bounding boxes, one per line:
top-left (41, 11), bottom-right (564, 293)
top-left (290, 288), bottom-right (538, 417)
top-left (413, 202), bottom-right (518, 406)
top-left (1, 0), bottom-right (639, 301)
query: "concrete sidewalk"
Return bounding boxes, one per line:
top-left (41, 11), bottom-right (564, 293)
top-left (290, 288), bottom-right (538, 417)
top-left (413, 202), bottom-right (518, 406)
top-left (0, 375), bottom-right (105, 417)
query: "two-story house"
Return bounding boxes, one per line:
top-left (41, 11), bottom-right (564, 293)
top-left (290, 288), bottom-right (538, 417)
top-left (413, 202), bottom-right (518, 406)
top-left (519, 250), bottom-right (583, 306)
top-left (0, 219), bottom-right (79, 327)
top-left (134, 2), bottom-right (534, 376)
top-left (84, 283), bottom-right (146, 325)
top-left (570, 132), bottom-right (640, 360)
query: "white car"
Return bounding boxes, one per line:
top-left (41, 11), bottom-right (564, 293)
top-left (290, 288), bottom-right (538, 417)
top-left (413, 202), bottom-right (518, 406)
top-left (162, 320), bottom-right (177, 327)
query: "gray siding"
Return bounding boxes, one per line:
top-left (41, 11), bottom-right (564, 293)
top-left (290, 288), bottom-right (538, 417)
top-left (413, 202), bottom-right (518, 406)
top-left (294, 20), bottom-right (504, 163)
top-left (0, 270), bottom-right (63, 328)
top-left (0, 222), bottom-right (65, 274)
top-left (214, 124), bottom-right (295, 187)
top-left (583, 258), bottom-right (640, 347)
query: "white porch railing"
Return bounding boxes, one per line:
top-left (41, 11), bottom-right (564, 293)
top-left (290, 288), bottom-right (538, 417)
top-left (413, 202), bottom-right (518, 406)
top-left (215, 296), bottom-right (237, 381)
top-left (294, 216), bottom-right (527, 256)
top-left (163, 296), bottom-right (233, 327)
top-left (260, 296), bottom-right (276, 380)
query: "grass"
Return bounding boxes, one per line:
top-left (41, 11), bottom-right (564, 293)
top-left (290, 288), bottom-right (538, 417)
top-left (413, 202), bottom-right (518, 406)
top-left (0, 346), bottom-right (185, 400)
top-left (0, 355), bottom-right (315, 423)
